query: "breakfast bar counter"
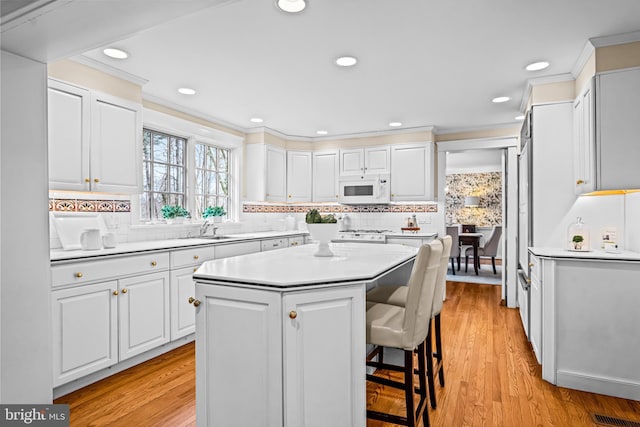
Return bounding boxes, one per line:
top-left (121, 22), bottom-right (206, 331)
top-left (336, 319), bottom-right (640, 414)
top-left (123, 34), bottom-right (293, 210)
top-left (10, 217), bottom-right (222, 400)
top-left (193, 243), bottom-right (417, 427)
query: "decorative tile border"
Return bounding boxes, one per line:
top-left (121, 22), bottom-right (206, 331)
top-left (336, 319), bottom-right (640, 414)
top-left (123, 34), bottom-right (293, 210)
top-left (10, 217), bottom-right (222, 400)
top-left (49, 198), bottom-right (131, 213)
top-left (243, 203), bottom-right (437, 214)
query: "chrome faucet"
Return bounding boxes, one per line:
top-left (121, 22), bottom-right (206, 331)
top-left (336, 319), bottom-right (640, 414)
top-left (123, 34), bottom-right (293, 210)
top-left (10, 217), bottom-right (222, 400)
top-left (199, 220), bottom-right (218, 237)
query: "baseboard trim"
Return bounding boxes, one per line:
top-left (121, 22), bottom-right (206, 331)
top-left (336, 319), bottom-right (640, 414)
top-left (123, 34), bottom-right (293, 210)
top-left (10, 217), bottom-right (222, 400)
top-left (53, 334), bottom-right (194, 399)
top-left (556, 370), bottom-right (640, 400)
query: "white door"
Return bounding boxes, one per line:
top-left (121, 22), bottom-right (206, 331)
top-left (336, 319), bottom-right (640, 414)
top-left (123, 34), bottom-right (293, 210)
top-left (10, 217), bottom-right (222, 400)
top-left (266, 145), bottom-right (287, 201)
top-left (48, 80), bottom-right (91, 191)
top-left (390, 143), bottom-right (433, 201)
top-left (90, 93), bottom-right (142, 193)
top-left (170, 267), bottom-right (197, 340)
top-left (119, 272), bottom-right (170, 361)
top-left (364, 146), bottom-right (390, 174)
top-left (339, 148), bottom-right (364, 176)
top-left (283, 285), bottom-right (366, 427)
top-left (287, 150), bottom-right (312, 202)
top-left (312, 151), bottom-right (339, 202)
top-left (52, 281), bottom-right (118, 386)
top-left (195, 284), bottom-right (283, 427)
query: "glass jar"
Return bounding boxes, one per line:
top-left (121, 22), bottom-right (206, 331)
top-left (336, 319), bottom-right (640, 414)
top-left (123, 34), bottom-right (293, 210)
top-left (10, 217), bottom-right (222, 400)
top-left (567, 217), bottom-right (590, 251)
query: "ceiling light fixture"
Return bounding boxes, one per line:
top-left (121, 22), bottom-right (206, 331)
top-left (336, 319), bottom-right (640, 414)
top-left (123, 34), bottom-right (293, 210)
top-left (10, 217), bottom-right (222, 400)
top-left (103, 48), bottom-right (128, 59)
top-left (526, 61), bottom-right (550, 71)
top-left (492, 96), bottom-right (510, 103)
top-left (275, 0), bottom-right (307, 13)
top-left (316, 130), bottom-right (328, 135)
top-left (178, 87), bottom-right (196, 95)
top-left (250, 117), bottom-right (264, 123)
top-left (389, 122), bottom-right (402, 127)
top-left (336, 56), bottom-right (357, 67)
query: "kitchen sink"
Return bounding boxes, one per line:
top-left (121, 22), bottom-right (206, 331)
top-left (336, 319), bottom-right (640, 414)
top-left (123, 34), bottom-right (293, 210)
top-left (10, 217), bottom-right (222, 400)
top-left (200, 235), bottom-right (233, 240)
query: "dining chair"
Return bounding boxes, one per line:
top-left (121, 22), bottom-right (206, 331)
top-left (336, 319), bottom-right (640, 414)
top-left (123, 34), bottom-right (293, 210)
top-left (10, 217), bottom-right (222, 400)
top-left (365, 239), bottom-right (443, 427)
top-left (464, 225), bottom-right (502, 274)
top-left (445, 226), bottom-right (460, 274)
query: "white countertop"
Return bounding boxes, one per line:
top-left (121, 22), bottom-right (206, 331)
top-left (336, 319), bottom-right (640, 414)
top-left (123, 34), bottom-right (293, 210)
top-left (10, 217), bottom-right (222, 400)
top-left (50, 230), bottom-right (308, 262)
top-left (194, 242), bottom-right (418, 288)
top-left (529, 247), bottom-right (640, 262)
top-left (385, 231), bottom-right (438, 239)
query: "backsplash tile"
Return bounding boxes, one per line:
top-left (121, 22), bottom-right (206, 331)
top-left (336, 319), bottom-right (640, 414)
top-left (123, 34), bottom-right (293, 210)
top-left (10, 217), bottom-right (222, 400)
top-left (242, 203), bottom-right (437, 214)
top-left (49, 194), bottom-right (131, 213)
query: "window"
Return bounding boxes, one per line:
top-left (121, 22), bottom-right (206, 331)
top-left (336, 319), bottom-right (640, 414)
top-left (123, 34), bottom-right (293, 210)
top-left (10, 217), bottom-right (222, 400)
top-left (141, 129), bottom-right (187, 220)
top-left (195, 143), bottom-right (230, 219)
top-left (140, 128), bottom-right (232, 221)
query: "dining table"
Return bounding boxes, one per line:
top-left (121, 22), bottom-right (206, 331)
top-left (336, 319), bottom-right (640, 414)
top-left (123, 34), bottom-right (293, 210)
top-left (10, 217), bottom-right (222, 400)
top-left (459, 232), bottom-right (483, 275)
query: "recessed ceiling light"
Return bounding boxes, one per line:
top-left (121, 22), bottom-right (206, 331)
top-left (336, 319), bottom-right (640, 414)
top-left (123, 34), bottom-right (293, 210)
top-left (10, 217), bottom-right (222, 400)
top-left (336, 56), bottom-right (358, 67)
top-left (526, 61), bottom-right (550, 71)
top-left (178, 87), bottom-right (196, 95)
top-left (250, 117), bottom-right (264, 123)
top-left (515, 115), bottom-right (525, 120)
top-left (492, 96), bottom-right (510, 103)
top-left (316, 130), bottom-right (328, 135)
top-left (389, 122), bottom-right (402, 127)
top-left (275, 0), bottom-right (307, 13)
top-left (103, 48), bottom-right (128, 59)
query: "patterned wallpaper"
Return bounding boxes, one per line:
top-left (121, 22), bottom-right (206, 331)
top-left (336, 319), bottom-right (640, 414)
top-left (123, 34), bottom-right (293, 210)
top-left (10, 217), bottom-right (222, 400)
top-left (445, 172), bottom-right (502, 226)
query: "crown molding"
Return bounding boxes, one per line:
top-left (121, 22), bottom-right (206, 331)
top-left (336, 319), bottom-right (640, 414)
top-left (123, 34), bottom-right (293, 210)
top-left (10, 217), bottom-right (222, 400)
top-left (518, 73), bottom-right (574, 113)
top-left (434, 121), bottom-right (520, 136)
top-left (589, 29), bottom-right (640, 48)
top-left (70, 55), bottom-right (149, 86)
top-left (570, 40), bottom-right (596, 79)
top-left (247, 125), bottom-right (436, 142)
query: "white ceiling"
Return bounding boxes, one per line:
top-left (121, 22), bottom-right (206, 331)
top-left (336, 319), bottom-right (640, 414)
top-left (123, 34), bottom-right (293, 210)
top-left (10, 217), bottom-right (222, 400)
top-left (5, 0), bottom-right (640, 139)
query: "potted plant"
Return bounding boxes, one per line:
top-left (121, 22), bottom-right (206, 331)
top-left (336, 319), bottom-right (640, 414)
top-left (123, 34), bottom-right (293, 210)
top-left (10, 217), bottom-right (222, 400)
top-left (161, 204), bottom-right (190, 224)
top-left (572, 234), bottom-right (584, 250)
top-left (202, 205), bottom-right (226, 223)
top-left (305, 209), bottom-right (338, 257)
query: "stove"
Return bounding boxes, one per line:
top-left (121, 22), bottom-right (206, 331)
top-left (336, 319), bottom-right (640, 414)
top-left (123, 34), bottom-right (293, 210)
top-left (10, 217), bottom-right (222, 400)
top-left (335, 229), bottom-right (391, 243)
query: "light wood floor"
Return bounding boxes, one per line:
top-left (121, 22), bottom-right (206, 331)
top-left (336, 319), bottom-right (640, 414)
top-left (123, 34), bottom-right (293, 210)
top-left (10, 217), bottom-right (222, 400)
top-left (55, 281), bottom-right (640, 427)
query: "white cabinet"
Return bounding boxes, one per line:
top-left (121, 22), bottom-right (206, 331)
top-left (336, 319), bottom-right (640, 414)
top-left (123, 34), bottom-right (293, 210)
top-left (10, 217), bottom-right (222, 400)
top-left (47, 79), bottom-right (142, 193)
top-left (286, 151), bottom-right (312, 202)
top-left (312, 151), bottom-right (339, 202)
top-left (529, 255), bottom-right (542, 364)
top-left (245, 144), bottom-right (286, 202)
top-left (261, 238), bottom-right (288, 251)
top-left (118, 272), bottom-right (170, 361)
top-left (195, 283), bottom-right (365, 427)
top-left (390, 143), bottom-right (434, 201)
top-left (595, 68), bottom-right (640, 190)
top-left (339, 146), bottom-right (390, 176)
top-left (215, 241), bottom-right (261, 259)
top-left (48, 80), bottom-right (91, 191)
top-left (573, 83), bottom-right (595, 194)
top-left (52, 281), bottom-right (118, 387)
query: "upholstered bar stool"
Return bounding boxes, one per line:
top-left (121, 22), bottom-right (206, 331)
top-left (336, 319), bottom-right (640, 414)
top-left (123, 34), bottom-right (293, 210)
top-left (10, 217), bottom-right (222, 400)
top-left (366, 240), bottom-right (443, 427)
top-left (367, 236), bottom-right (452, 409)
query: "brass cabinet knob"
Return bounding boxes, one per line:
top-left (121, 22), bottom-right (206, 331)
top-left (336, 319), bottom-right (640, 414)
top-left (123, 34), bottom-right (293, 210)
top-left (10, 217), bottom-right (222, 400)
top-left (288, 195), bottom-right (292, 198)
top-left (193, 268), bottom-right (198, 273)
top-left (121, 288), bottom-right (128, 294)
top-left (289, 310), bottom-right (297, 319)
top-left (94, 178), bottom-right (100, 183)
top-left (526, 279), bottom-right (531, 284)
top-left (193, 255), bottom-right (199, 260)
top-left (113, 290), bottom-right (119, 296)
top-left (85, 178), bottom-right (90, 183)
top-left (188, 297), bottom-right (195, 304)
top-left (528, 263), bottom-right (534, 268)
top-left (576, 179), bottom-right (585, 185)
top-left (391, 194), bottom-right (395, 197)
top-left (151, 261), bottom-right (157, 267)
top-left (75, 272), bottom-right (83, 278)
top-left (192, 299), bottom-right (201, 307)
top-left (336, 195), bottom-right (339, 198)
top-left (291, 242), bottom-right (298, 246)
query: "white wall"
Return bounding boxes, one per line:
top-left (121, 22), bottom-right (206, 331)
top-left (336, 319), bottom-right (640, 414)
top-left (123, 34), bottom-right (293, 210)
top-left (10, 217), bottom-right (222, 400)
top-left (1, 51), bottom-right (52, 403)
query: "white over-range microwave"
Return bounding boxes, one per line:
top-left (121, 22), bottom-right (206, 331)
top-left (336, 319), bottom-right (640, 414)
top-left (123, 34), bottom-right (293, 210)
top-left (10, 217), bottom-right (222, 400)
top-left (338, 174), bottom-right (390, 204)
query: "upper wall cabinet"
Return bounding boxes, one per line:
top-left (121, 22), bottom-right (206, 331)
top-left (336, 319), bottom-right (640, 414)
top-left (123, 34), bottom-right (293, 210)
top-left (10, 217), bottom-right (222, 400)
top-left (286, 151), bottom-right (312, 202)
top-left (390, 143), bottom-right (434, 201)
top-left (595, 68), bottom-right (640, 190)
top-left (339, 146), bottom-right (390, 176)
top-left (48, 79), bottom-right (142, 193)
top-left (312, 151), bottom-right (339, 202)
top-left (245, 144), bottom-right (287, 202)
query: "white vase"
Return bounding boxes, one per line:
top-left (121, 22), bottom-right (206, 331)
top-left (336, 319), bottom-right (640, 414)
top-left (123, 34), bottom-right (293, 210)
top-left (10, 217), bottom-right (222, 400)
top-left (306, 223), bottom-right (339, 257)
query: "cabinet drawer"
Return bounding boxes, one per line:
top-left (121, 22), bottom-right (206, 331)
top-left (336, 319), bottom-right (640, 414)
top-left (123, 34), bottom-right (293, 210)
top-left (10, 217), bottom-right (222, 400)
top-left (52, 252), bottom-right (170, 287)
top-left (216, 241), bottom-right (261, 259)
top-left (261, 238), bottom-right (287, 251)
top-left (171, 246), bottom-right (215, 269)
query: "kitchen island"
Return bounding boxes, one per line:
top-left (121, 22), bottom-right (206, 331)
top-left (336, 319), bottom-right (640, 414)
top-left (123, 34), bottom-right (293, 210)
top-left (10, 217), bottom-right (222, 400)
top-left (193, 242), bottom-right (418, 427)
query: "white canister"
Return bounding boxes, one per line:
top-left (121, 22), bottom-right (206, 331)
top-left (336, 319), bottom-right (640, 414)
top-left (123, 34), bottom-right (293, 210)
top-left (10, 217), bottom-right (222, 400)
top-left (102, 232), bottom-right (117, 248)
top-left (80, 228), bottom-right (102, 250)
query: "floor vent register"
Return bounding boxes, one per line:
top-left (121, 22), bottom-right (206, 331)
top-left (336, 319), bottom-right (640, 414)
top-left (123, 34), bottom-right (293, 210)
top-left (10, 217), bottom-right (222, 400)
top-left (592, 413), bottom-right (640, 427)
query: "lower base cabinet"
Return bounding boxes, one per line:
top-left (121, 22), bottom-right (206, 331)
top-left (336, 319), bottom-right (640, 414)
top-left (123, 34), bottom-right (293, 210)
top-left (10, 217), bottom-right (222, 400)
top-left (170, 266), bottom-right (197, 340)
top-left (195, 283), bottom-right (365, 427)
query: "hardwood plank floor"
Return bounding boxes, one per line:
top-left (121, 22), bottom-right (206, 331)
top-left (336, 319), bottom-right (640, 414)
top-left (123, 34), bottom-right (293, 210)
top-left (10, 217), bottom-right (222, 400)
top-left (55, 281), bottom-right (640, 426)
